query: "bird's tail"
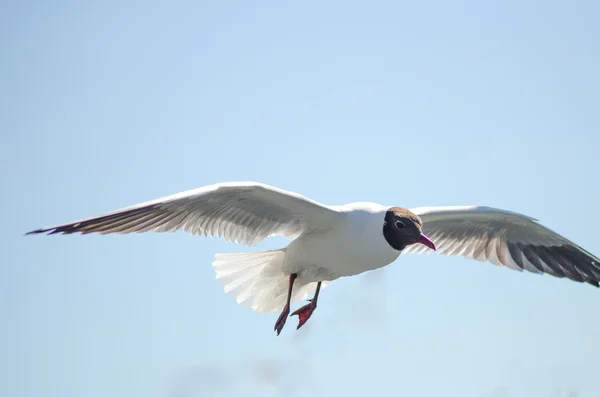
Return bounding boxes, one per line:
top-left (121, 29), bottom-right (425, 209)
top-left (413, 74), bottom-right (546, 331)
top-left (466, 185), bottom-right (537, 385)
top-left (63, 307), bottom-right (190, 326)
top-left (212, 249), bottom-right (318, 313)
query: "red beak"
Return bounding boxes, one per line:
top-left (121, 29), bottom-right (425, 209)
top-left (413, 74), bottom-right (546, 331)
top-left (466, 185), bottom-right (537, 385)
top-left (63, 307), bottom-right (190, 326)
top-left (418, 233), bottom-right (436, 251)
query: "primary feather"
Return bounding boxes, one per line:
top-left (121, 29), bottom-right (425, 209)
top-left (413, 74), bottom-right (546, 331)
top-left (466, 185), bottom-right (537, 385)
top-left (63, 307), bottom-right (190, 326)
top-left (404, 206), bottom-right (600, 286)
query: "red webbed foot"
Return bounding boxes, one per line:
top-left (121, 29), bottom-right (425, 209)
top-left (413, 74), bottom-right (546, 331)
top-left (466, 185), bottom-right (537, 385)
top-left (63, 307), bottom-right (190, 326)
top-left (274, 304), bottom-right (290, 336)
top-left (291, 302), bottom-right (317, 330)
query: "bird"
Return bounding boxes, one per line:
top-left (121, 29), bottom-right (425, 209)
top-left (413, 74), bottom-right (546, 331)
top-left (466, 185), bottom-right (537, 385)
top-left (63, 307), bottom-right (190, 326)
top-left (26, 181), bottom-right (600, 335)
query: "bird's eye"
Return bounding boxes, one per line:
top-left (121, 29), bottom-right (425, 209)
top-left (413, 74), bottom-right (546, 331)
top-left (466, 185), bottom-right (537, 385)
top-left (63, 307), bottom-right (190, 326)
top-left (395, 220), bottom-right (405, 229)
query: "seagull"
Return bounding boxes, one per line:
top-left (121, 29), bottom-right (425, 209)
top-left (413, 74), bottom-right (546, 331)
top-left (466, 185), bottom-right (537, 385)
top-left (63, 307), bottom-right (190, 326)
top-left (26, 181), bottom-right (600, 334)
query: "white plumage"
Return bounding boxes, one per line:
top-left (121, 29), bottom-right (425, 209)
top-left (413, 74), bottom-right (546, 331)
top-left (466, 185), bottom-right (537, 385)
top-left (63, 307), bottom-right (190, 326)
top-left (27, 181), bottom-right (600, 330)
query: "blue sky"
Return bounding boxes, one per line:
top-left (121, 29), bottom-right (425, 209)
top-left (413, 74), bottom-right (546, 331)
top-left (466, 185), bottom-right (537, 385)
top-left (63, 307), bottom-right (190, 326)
top-left (2, 0), bottom-right (599, 396)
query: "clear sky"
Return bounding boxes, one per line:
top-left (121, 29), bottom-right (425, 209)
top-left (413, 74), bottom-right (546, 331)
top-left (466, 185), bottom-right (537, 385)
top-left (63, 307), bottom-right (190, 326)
top-left (2, 0), bottom-right (599, 396)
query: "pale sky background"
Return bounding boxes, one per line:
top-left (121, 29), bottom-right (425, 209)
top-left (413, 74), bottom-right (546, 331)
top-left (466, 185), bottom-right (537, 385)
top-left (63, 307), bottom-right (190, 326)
top-left (2, 1), bottom-right (599, 396)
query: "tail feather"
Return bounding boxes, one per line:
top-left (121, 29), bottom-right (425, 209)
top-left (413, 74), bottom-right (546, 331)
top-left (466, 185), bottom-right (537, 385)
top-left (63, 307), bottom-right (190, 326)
top-left (212, 249), bottom-right (326, 313)
top-left (213, 252), bottom-right (274, 276)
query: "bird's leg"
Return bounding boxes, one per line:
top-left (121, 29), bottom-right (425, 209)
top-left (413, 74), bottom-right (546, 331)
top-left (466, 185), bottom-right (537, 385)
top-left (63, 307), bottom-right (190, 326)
top-left (291, 281), bottom-right (322, 330)
top-left (274, 273), bottom-right (298, 336)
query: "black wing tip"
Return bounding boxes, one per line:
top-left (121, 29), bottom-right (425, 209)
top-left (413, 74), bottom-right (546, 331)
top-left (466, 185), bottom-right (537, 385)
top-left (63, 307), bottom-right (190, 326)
top-left (25, 226), bottom-right (81, 236)
top-left (23, 205), bottom-right (162, 237)
top-left (25, 228), bottom-right (48, 236)
top-left (586, 280), bottom-right (600, 288)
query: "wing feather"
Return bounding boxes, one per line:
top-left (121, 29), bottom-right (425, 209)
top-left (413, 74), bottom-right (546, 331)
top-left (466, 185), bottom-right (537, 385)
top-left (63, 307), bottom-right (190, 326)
top-left (405, 206), bottom-right (600, 287)
top-left (26, 182), bottom-right (341, 246)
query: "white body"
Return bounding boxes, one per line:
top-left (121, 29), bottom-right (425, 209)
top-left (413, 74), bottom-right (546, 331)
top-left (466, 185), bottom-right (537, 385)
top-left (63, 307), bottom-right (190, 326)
top-left (283, 203), bottom-right (399, 282)
top-left (214, 202), bottom-right (400, 313)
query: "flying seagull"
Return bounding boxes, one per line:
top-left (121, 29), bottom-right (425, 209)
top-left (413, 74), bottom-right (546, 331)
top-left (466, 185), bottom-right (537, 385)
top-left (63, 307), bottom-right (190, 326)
top-left (26, 182), bottom-right (600, 334)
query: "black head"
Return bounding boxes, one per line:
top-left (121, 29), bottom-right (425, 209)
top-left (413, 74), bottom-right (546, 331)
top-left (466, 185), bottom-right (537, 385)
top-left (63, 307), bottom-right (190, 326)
top-left (383, 207), bottom-right (436, 252)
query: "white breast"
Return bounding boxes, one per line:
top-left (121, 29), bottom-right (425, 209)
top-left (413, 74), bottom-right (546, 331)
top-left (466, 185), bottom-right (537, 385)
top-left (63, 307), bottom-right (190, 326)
top-left (283, 202), bottom-right (400, 281)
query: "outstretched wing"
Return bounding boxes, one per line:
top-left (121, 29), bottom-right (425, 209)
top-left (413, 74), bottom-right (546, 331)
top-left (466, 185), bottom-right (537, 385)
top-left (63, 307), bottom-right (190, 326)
top-left (27, 182), bottom-right (342, 246)
top-left (404, 206), bottom-right (600, 287)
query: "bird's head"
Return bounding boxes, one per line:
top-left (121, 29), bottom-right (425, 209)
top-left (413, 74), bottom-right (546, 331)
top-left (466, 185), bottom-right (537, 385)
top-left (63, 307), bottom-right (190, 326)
top-left (383, 207), bottom-right (436, 252)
